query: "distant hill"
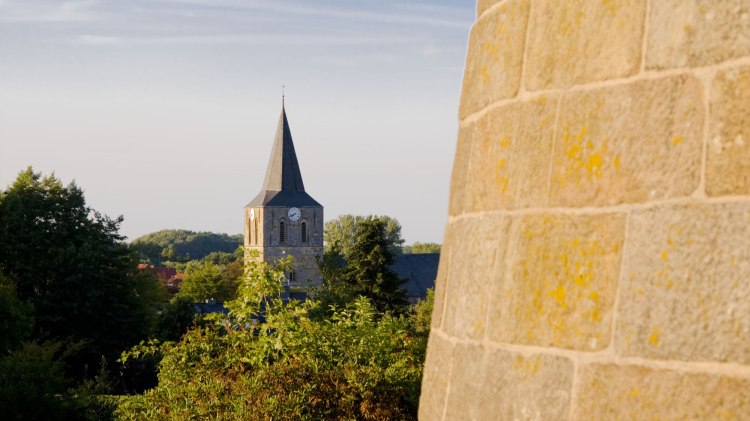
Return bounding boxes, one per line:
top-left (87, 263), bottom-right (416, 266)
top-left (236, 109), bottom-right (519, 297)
top-left (130, 230), bottom-right (242, 264)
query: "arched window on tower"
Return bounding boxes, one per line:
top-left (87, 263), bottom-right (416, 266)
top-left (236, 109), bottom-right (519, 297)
top-left (254, 218), bottom-right (259, 244)
top-left (279, 220), bottom-right (286, 243)
top-left (301, 222), bottom-right (307, 243)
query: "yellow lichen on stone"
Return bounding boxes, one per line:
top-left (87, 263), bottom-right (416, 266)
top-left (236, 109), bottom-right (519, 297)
top-left (550, 284), bottom-right (567, 308)
top-left (448, 122), bottom-right (475, 216)
top-left (460, 0), bottom-right (530, 118)
top-left (479, 63), bottom-right (490, 86)
top-left (488, 213), bottom-right (626, 350)
top-left (422, 0), bottom-right (750, 416)
top-left (442, 216), bottom-right (508, 341)
top-left (707, 65), bottom-right (750, 196)
top-left (464, 96), bottom-right (557, 212)
top-left (525, 0), bottom-right (645, 90)
top-left (558, 121), bottom-right (615, 183)
top-left (551, 75), bottom-right (704, 207)
top-left (647, 0), bottom-right (750, 69)
top-left (575, 364), bottom-right (750, 419)
top-left (495, 157), bottom-right (508, 193)
top-left (444, 347), bottom-right (574, 420)
top-left (649, 326), bottom-right (661, 346)
top-left (616, 202), bottom-right (750, 364)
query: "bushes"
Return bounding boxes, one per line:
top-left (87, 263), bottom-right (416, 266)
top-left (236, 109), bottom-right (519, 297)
top-left (117, 256), bottom-right (432, 420)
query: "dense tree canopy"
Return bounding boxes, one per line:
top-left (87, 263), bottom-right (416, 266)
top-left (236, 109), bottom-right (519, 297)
top-left (0, 168), bottom-right (161, 371)
top-left (318, 216), bottom-right (409, 314)
top-left (0, 169), bottom-right (432, 419)
top-left (324, 214), bottom-right (404, 256)
top-left (117, 255), bottom-right (431, 420)
top-left (178, 260), bottom-right (237, 303)
top-left (0, 167), bottom-right (164, 419)
top-left (130, 229), bottom-right (242, 265)
top-left (153, 296), bottom-right (196, 343)
top-left (0, 271), bottom-right (32, 354)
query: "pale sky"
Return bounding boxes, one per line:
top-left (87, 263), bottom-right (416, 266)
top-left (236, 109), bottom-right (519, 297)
top-left (0, 0), bottom-right (473, 244)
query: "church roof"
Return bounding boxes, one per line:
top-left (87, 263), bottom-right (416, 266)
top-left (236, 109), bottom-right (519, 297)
top-left (247, 106), bottom-right (322, 208)
top-left (392, 253), bottom-right (440, 300)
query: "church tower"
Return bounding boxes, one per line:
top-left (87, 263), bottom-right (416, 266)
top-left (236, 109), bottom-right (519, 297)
top-left (244, 105), bottom-right (324, 286)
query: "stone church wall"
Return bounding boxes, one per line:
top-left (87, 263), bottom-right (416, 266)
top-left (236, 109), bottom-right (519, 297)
top-left (420, 1), bottom-right (750, 419)
top-left (245, 206), bottom-right (324, 286)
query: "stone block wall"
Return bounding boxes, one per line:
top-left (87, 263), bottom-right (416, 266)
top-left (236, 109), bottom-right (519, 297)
top-left (421, 1), bottom-right (750, 419)
top-left (245, 206), bottom-right (324, 286)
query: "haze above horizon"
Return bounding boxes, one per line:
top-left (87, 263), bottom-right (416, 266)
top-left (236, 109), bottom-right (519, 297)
top-left (0, 0), bottom-right (474, 243)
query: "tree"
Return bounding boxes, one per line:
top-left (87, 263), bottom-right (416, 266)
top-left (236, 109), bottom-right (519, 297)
top-left (340, 217), bottom-right (408, 313)
top-left (403, 242), bottom-right (441, 254)
top-left (0, 271), bottom-right (33, 355)
top-left (0, 342), bottom-right (75, 420)
top-left (160, 243), bottom-right (181, 262)
top-left (318, 216), bottom-right (408, 314)
top-left (0, 168), bottom-right (161, 379)
top-left (176, 256), bottom-right (241, 303)
top-left (153, 296), bottom-right (196, 342)
top-left (177, 261), bottom-right (224, 302)
top-left (131, 230), bottom-right (242, 265)
top-left (117, 256), bottom-right (431, 420)
top-left (324, 214), bottom-right (404, 256)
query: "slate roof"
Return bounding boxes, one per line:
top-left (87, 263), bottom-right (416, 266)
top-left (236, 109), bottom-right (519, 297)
top-left (392, 253), bottom-right (440, 300)
top-left (247, 106), bottom-right (322, 208)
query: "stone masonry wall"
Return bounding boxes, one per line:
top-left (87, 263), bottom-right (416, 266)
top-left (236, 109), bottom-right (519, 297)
top-left (420, 1), bottom-right (750, 419)
top-left (245, 206), bottom-right (324, 286)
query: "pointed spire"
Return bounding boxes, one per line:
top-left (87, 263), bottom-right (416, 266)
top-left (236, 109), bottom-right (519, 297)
top-left (261, 106), bottom-right (305, 192)
top-left (247, 105), bottom-right (322, 208)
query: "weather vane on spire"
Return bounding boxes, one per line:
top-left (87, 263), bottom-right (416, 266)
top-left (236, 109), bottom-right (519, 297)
top-left (282, 84), bottom-right (285, 106)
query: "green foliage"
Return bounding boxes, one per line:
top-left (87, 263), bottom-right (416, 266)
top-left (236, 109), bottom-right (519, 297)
top-left (0, 271), bottom-right (33, 354)
top-left (406, 289), bottom-right (434, 363)
top-left (319, 216), bottom-right (409, 314)
top-left (403, 242), bottom-right (441, 254)
top-left (68, 358), bottom-right (119, 421)
top-left (176, 251), bottom-right (243, 303)
top-left (153, 296), bottom-right (196, 342)
top-left (225, 251), bottom-right (290, 323)
top-left (0, 343), bottom-right (82, 420)
top-left (324, 214), bottom-right (404, 256)
top-left (117, 256), bottom-right (431, 420)
top-left (178, 261), bottom-right (228, 302)
top-left (313, 242), bottom-right (355, 312)
top-left (130, 229), bottom-right (242, 265)
top-left (0, 167), bottom-right (161, 377)
top-left (204, 249), bottom-right (243, 265)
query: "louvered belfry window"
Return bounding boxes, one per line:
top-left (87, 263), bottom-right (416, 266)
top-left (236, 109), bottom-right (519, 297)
top-left (279, 220), bottom-right (286, 243)
top-left (301, 222), bottom-right (307, 243)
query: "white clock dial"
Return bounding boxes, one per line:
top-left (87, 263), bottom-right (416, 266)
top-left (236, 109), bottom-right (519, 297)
top-left (250, 208), bottom-right (255, 221)
top-left (288, 207), bottom-right (301, 221)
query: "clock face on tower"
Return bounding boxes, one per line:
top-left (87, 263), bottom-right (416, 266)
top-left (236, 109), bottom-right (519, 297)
top-left (288, 207), bottom-right (301, 221)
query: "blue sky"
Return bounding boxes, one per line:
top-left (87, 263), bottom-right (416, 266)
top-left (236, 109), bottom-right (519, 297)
top-left (0, 0), bottom-right (474, 243)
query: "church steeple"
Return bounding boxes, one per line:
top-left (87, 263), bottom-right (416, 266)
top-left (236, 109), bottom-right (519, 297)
top-left (247, 106), bottom-right (322, 207)
top-left (244, 102), bottom-right (324, 287)
top-left (261, 106), bottom-right (305, 192)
